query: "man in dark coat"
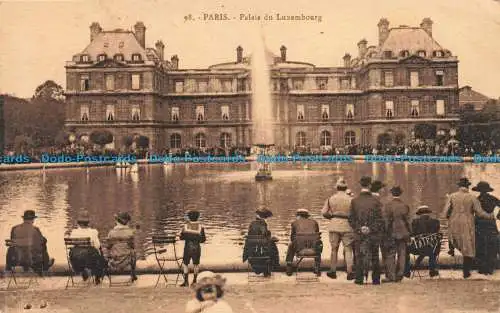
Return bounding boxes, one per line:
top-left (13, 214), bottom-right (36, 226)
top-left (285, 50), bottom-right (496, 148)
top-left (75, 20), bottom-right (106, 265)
top-left (6, 210), bottom-right (54, 275)
top-left (285, 209), bottom-right (323, 276)
top-left (382, 186), bottom-right (411, 282)
top-left (407, 205), bottom-right (441, 277)
top-left (242, 208), bottom-right (279, 276)
top-left (348, 176), bottom-right (385, 285)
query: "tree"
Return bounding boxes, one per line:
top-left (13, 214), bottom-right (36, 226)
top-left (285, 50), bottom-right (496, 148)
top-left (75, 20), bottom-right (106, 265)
top-left (90, 130), bottom-right (114, 147)
top-left (414, 123), bottom-right (437, 140)
top-left (122, 135), bottom-right (134, 148)
top-left (33, 80), bottom-right (65, 101)
top-left (135, 136), bottom-right (149, 149)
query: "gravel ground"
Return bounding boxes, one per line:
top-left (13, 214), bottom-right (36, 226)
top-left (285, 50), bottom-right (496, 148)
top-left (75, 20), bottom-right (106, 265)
top-left (1, 273), bottom-right (499, 313)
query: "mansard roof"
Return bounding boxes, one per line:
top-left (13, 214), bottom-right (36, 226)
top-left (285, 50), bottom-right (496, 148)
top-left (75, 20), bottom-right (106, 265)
top-left (379, 26), bottom-right (444, 56)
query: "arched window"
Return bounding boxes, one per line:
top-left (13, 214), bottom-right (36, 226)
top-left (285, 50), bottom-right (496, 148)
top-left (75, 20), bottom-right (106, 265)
top-left (344, 131), bottom-right (356, 146)
top-left (320, 131), bottom-right (331, 146)
top-left (195, 133), bottom-right (206, 148)
top-left (170, 134), bottom-right (181, 149)
top-left (220, 133), bottom-right (231, 148)
top-left (295, 132), bottom-right (306, 147)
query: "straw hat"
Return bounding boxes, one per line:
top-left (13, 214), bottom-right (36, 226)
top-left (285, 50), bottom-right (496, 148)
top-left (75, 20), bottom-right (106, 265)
top-left (336, 177), bottom-right (347, 188)
top-left (416, 205), bottom-right (432, 215)
top-left (191, 271), bottom-right (226, 291)
top-left (296, 208), bottom-right (310, 217)
top-left (472, 181), bottom-right (494, 193)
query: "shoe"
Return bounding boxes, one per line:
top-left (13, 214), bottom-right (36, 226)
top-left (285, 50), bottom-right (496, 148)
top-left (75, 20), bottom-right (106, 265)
top-left (346, 273), bottom-right (355, 281)
top-left (192, 274), bottom-right (198, 284)
top-left (429, 270), bottom-right (439, 278)
top-left (463, 271), bottom-right (471, 279)
top-left (180, 273), bottom-right (189, 287)
top-left (286, 265), bottom-right (294, 276)
top-left (326, 271), bottom-right (337, 279)
top-left (131, 274), bottom-right (138, 282)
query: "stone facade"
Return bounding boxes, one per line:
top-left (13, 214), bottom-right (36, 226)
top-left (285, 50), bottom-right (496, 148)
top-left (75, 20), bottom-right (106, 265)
top-left (65, 18), bottom-right (460, 151)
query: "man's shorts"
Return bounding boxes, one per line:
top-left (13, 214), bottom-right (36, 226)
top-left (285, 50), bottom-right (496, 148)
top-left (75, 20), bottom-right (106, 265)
top-left (183, 243), bottom-right (201, 265)
top-left (329, 231), bottom-right (355, 248)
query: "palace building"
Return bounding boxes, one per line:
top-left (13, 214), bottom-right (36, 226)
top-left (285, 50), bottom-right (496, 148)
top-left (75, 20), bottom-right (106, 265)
top-left (64, 18), bottom-right (460, 152)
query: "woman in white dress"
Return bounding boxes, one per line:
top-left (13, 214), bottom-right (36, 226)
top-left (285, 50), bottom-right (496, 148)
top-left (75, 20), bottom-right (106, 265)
top-left (185, 271), bottom-right (233, 313)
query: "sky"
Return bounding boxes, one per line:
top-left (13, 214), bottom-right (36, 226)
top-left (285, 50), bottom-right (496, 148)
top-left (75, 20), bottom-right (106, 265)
top-left (1, 0), bottom-right (500, 98)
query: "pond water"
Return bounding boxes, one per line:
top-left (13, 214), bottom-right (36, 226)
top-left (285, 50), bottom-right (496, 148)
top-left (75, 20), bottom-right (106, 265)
top-left (0, 162), bottom-right (498, 266)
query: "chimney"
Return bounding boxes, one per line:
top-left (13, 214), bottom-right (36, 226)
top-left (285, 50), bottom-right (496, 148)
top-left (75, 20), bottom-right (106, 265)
top-left (171, 55), bottom-right (179, 69)
top-left (134, 22), bottom-right (146, 48)
top-left (357, 39), bottom-right (368, 58)
top-left (155, 40), bottom-right (165, 61)
top-left (90, 22), bottom-right (102, 42)
top-left (280, 45), bottom-right (287, 62)
top-left (377, 18), bottom-right (390, 46)
top-left (343, 53), bottom-right (351, 68)
top-left (420, 18), bottom-right (433, 37)
top-left (236, 46), bottom-right (243, 63)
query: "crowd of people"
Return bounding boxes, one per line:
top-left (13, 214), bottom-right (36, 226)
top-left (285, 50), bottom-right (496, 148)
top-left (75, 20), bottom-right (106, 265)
top-left (3, 177), bottom-right (500, 312)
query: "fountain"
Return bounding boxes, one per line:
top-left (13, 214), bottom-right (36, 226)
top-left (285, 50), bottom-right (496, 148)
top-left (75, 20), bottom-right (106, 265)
top-left (251, 27), bottom-right (275, 181)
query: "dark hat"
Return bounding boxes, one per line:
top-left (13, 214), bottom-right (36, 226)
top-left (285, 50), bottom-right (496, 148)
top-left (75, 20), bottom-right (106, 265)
top-left (472, 181), bottom-right (494, 193)
top-left (115, 212), bottom-right (131, 225)
top-left (370, 180), bottom-right (386, 193)
top-left (457, 177), bottom-right (471, 188)
top-left (256, 208), bottom-right (273, 219)
top-left (186, 210), bottom-right (200, 221)
top-left (390, 186), bottom-right (403, 196)
top-left (22, 210), bottom-right (37, 220)
top-left (416, 205), bottom-right (432, 215)
top-left (360, 176), bottom-right (372, 187)
top-left (77, 209), bottom-right (90, 223)
top-left (296, 208), bottom-right (310, 217)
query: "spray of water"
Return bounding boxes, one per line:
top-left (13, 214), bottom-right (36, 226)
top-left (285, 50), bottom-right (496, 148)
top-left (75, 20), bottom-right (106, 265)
top-left (251, 26), bottom-right (274, 146)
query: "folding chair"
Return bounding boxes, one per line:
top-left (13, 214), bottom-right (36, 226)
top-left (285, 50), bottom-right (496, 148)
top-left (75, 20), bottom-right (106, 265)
top-left (408, 233), bottom-right (442, 279)
top-left (63, 237), bottom-right (93, 289)
top-left (244, 235), bottom-right (273, 283)
top-left (104, 238), bottom-right (136, 287)
top-left (2, 239), bottom-right (39, 290)
top-left (294, 233), bottom-right (321, 282)
top-left (151, 234), bottom-right (183, 287)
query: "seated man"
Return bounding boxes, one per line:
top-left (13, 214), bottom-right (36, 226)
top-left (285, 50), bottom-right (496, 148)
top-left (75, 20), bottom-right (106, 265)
top-left (69, 210), bottom-right (106, 284)
top-left (6, 210), bottom-right (54, 275)
top-left (407, 205), bottom-right (441, 277)
top-left (243, 208), bottom-right (280, 277)
top-left (285, 209), bottom-right (323, 276)
top-left (106, 212), bottom-right (137, 281)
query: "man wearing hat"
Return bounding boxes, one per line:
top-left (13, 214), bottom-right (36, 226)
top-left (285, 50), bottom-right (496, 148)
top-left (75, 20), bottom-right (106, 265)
top-left (472, 181), bottom-right (500, 275)
top-left (407, 205), bottom-right (441, 277)
top-left (382, 186), bottom-right (411, 282)
top-left (321, 177), bottom-right (355, 280)
top-left (285, 208), bottom-right (323, 276)
top-left (179, 210), bottom-right (206, 287)
top-left (6, 210), bottom-right (54, 275)
top-left (106, 212), bottom-right (137, 281)
top-left (348, 176), bottom-right (385, 285)
top-left (443, 177), bottom-right (496, 278)
top-left (69, 209), bottom-right (106, 284)
top-left (243, 208), bottom-right (280, 277)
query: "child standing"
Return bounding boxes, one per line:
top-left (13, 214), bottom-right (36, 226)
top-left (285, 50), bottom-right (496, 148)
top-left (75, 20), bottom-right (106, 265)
top-left (180, 210), bottom-right (206, 287)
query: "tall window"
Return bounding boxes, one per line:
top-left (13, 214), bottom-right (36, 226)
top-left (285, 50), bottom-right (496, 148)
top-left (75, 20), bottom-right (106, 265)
top-left (105, 74), bottom-right (115, 90)
top-left (222, 80), bottom-right (232, 92)
top-left (384, 71), bottom-right (394, 87)
top-left (106, 104), bottom-right (115, 121)
top-left (80, 74), bottom-right (90, 91)
top-left (198, 80), bottom-right (208, 92)
top-left (80, 105), bottom-right (89, 121)
top-left (175, 81), bottom-right (184, 93)
top-left (346, 104), bottom-right (354, 119)
top-left (340, 79), bottom-right (350, 90)
top-left (321, 105), bottom-right (329, 120)
top-left (436, 100), bottom-right (445, 116)
top-left (97, 54), bottom-right (106, 62)
top-left (344, 131), bottom-right (356, 145)
top-left (171, 107), bottom-right (179, 121)
top-left (170, 134), bottom-right (181, 148)
top-left (385, 101), bottom-right (394, 118)
top-left (195, 133), bottom-right (206, 148)
top-left (81, 55), bottom-right (90, 62)
top-left (435, 70), bottom-right (444, 86)
top-left (220, 133), bottom-right (231, 148)
top-left (316, 78), bottom-right (328, 90)
top-left (410, 100), bottom-right (419, 117)
top-left (114, 54), bottom-right (124, 62)
top-left (132, 54), bottom-right (142, 62)
top-left (131, 74), bottom-right (141, 90)
top-left (196, 105), bottom-right (205, 121)
top-left (410, 71), bottom-right (419, 87)
top-left (297, 104), bottom-right (305, 120)
top-left (320, 130), bottom-right (331, 146)
top-left (131, 105), bottom-right (140, 121)
top-left (295, 132), bottom-right (306, 146)
top-left (417, 50), bottom-right (426, 58)
top-left (292, 79), bottom-right (304, 90)
top-left (221, 105), bottom-right (229, 120)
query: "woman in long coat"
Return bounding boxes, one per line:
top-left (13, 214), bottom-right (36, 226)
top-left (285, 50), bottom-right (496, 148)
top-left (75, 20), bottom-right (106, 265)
top-left (443, 178), bottom-right (496, 278)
